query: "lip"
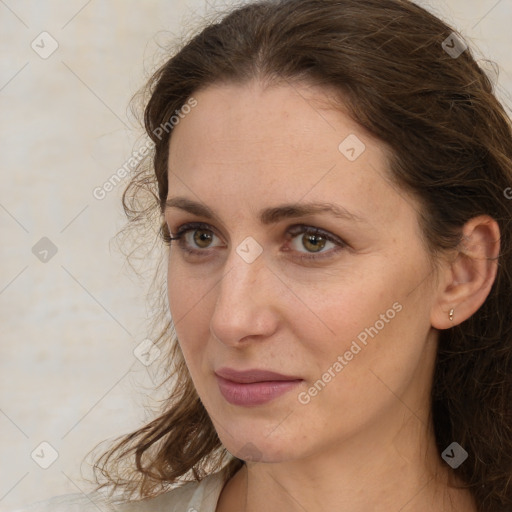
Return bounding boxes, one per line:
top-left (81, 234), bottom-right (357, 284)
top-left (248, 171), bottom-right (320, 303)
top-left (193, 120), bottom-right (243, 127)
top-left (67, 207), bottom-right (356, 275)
top-left (215, 367), bottom-right (303, 406)
top-left (215, 367), bottom-right (302, 383)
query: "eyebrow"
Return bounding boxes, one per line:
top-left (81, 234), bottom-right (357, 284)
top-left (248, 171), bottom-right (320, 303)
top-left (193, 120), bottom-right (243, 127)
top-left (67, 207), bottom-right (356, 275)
top-left (163, 197), bottom-right (367, 225)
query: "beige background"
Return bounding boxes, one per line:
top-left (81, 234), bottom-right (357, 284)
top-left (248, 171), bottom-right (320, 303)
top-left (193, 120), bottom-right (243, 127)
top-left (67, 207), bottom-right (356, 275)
top-left (1, 0), bottom-right (511, 509)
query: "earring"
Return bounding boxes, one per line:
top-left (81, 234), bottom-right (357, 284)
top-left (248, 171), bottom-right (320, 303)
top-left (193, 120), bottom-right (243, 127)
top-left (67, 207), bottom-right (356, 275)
top-left (449, 308), bottom-right (454, 321)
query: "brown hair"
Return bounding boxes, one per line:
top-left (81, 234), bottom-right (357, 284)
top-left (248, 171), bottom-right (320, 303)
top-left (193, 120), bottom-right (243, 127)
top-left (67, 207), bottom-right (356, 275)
top-left (92, 1), bottom-right (512, 510)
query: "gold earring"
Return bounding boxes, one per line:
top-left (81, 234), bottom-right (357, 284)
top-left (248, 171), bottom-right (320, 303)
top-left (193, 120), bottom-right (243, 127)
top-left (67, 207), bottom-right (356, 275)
top-left (449, 308), bottom-right (454, 321)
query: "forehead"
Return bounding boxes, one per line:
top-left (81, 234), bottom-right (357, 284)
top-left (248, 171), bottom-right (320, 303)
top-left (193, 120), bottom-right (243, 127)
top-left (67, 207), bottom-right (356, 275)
top-left (169, 80), bottom-right (354, 160)
top-left (166, 81), bottom-right (412, 228)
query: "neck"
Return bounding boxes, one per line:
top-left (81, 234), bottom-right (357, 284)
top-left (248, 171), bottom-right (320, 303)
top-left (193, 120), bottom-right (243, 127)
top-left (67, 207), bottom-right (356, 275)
top-left (217, 408), bottom-right (476, 512)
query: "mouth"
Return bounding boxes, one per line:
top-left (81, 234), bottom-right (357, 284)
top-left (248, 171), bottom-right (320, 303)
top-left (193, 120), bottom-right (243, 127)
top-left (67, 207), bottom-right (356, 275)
top-left (214, 367), bottom-right (304, 406)
top-left (215, 367), bottom-right (303, 383)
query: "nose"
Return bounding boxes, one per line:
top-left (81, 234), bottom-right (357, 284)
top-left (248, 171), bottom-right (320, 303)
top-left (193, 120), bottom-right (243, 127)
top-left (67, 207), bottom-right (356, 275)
top-left (209, 247), bottom-right (280, 347)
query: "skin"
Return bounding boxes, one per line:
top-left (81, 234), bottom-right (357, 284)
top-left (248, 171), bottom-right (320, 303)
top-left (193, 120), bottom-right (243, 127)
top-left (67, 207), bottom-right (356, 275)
top-left (164, 80), bottom-right (499, 512)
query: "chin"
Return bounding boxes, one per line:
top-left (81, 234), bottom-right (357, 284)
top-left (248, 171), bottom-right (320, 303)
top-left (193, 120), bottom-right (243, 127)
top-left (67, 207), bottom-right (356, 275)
top-left (204, 391), bottom-right (309, 463)
top-left (220, 429), bottom-right (301, 463)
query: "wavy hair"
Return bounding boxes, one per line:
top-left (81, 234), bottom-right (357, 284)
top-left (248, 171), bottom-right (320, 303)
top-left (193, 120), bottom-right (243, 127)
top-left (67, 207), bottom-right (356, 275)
top-left (91, 1), bottom-right (512, 510)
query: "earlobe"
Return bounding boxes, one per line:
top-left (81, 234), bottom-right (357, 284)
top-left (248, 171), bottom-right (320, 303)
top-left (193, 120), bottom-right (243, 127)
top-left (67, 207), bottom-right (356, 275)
top-left (431, 215), bottom-right (500, 330)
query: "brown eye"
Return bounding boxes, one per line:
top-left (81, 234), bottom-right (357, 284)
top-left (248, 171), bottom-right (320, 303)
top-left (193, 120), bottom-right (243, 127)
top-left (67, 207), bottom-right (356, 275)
top-left (193, 229), bottom-right (214, 248)
top-left (301, 233), bottom-right (327, 253)
top-left (168, 222), bottom-right (223, 255)
top-left (289, 228), bottom-right (336, 255)
top-left (168, 222), bottom-right (347, 262)
top-left (286, 224), bottom-right (347, 262)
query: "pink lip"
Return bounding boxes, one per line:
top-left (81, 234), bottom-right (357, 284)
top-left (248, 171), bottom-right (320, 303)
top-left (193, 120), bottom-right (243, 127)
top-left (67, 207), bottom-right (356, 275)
top-left (215, 368), bottom-right (303, 406)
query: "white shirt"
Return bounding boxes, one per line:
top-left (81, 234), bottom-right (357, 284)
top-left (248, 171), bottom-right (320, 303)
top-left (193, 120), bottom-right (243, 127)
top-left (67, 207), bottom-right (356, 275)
top-left (11, 469), bottom-right (228, 512)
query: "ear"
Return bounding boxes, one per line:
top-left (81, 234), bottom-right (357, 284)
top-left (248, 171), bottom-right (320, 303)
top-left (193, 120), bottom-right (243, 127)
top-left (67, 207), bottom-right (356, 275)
top-left (431, 215), bottom-right (500, 329)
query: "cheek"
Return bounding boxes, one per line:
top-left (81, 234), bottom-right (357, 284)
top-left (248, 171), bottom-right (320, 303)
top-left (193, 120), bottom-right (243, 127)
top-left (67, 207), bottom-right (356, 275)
top-left (167, 254), bottom-right (204, 320)
top-left (298, 266), bottom-right (433, 416)
top-left (292, 264), bottom-right (395, 348)
top-left (167, 259), bottom-right (211, 361)
top-left (167, 259), bottom-right (191, 341)
top-left (296, 253), bottom-right (430, 380)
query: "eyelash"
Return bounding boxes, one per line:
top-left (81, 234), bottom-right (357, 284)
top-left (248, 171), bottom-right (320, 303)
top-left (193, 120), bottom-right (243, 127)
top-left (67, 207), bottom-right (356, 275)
top-left (166, 221), bottom-right (347, 262)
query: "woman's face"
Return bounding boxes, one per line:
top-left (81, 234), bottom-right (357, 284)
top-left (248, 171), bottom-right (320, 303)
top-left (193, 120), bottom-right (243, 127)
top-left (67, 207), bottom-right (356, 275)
top-left (165, 80), bottom-right (441, 463)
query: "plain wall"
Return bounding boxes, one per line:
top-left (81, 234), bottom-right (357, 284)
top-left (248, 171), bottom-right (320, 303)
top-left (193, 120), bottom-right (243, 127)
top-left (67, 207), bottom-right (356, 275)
top-left (1, 0), bottom-right (511, 509)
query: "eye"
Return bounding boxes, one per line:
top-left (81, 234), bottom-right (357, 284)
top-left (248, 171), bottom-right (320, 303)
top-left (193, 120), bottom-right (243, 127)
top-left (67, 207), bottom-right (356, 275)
top-left (168, 222), bottom-right (223, 254)
top-left (285, 225), bottom-right (346, 261)
top-left (167, 222), bottom-right (347, 262)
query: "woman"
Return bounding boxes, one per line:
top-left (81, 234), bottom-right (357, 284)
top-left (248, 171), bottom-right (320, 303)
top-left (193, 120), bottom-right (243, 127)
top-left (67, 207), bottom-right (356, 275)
top-left (14, 0), bottom-right (512, 510)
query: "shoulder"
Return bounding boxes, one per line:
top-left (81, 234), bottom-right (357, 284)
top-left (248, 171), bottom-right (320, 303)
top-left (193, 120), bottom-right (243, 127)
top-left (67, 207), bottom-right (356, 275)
top-left (118, 469), bottom-right (230, 512)
top-left (8, 492), bottom-right (114, 512)
top-left (10, 469), bottom-right (230, 512)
